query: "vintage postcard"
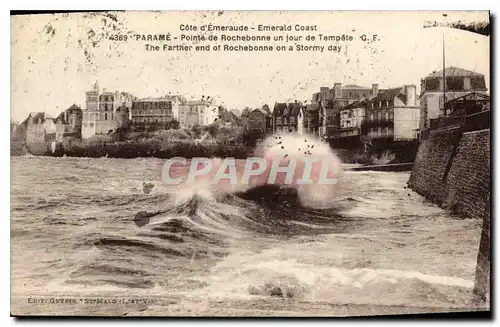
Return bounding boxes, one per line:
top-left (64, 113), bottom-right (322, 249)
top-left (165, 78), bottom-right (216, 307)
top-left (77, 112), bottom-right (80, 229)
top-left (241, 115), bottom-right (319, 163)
top-left (10, 10), bottom-right (491, 317)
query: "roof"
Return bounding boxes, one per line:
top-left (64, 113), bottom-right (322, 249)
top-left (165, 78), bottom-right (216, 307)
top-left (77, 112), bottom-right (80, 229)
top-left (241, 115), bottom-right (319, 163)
top-left (343, 99), bottom-right (370, 109)
top-left (29, 112), bottom-right (46, 124)
top-left (426, 66), bottom-right (484, 78)
top-left (446, 92), bottom-right (490, 103)
top-left (184, 100), bottom-right (214, 106)
top-left (367, 87), bottom-right (404, 104)
top-left (343, 84), bottom-right (371, 90)
top-left (135, 97), bottom-right (175, 102)
top-left (287, 102), bottom-right (302, 116)
top-left (273, 103), bottom-right (288, 116)
top-left (67, 104), bottom-right (82, 111)
top-left (250, 108), bottom-right (269, 116)
top-left (378, 87), bottom-right (404, 101)
top-left (55, 112), bottom-right (66, 123)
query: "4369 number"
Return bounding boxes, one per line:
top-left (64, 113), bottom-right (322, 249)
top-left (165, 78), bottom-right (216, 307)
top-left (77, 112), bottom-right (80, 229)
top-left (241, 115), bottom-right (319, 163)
top-left (109, 34), bottom-right (128, 41)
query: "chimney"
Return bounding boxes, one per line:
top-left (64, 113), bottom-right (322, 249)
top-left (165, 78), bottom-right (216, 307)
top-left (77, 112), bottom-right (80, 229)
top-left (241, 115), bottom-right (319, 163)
top-left (333, 83), bottom-right (342, 99)
top-left (404, 85), bottom-right (417, 107)
top-left (372, 84), bottom-right (379, 97)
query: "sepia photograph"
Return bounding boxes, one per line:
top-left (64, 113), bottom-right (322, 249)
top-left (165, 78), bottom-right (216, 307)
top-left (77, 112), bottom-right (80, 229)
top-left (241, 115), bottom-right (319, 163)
top-left (10, 10), bottom-right (491, 317)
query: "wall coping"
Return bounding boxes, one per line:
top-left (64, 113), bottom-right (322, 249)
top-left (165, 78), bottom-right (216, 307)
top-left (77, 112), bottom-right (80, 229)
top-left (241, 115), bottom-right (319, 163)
top-left (462, 128), bottom-right (490, 136)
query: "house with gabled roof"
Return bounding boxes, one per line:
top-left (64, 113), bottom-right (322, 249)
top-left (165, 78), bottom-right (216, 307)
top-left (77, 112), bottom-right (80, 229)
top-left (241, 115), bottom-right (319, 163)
top-left (246, 108), bottom-right (272, 134)
top-left (272, 101), bottom-right (302, 133)
top-left (360, 85), bottom-right (420, 147)
top-left (26, 112), bottom-right (56, 143)
top-left (314, 83), bottom-right (380, 141)
top-left (55, 104), bottom-right (83, 141)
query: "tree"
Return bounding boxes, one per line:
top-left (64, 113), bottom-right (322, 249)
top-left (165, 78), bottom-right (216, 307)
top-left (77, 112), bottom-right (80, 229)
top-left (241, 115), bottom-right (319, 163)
top-left (167, 119), bottom-right (180, 130)
top-left (240, 128), bottom-right (264, 147)
top-left (204, 123), bottom-right (219, 138)
top-left (191, 124), bottom-right (202, 138)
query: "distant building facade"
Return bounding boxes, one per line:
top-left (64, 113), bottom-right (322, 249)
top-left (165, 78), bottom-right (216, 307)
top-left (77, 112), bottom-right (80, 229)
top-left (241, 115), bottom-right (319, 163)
top-left (82, 81), bottom-right (135, 138)
top-left (361, 85), bottom-right (420, 147)
top-left (177, 99), bottom-right (218, 128)
top-left (26, 112), bottom-right (56, 143)
top-left (316, 83), bottom-right (380, 140)
top-left (272, 102), bottom-right (302, 133)
top-left (334, 101), bottom-right (367, 148)
top-left (114, 105), bottom-right (130, 129)
top-left (246, 108), bottom-right (272, 134)
top-left (419, 66), bottom-right (488, 133)
top-left (130, 97), bottom-right (174, 132)
top-left (55, 104), bottom-right (83, 141)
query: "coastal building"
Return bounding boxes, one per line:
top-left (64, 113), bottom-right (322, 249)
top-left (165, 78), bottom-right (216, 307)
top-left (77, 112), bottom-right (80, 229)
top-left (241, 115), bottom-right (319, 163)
top-left (335, 100), bottom-right (367, 148)
top-left (26, 112), bottom-right (56, 143)
top-left (82, 81), bottom-right (135, 138)
top-left (178, 103), bottom-right (200, 128)
top-left (246, 108), bottom-right (272, 134)
top-left (419, 66), bottom-right (488, 133)
top-left (165, 94), bottom-right (186, 120)
top-left (177, 98), bottom-right (219, 128)
top-left (272, 102), bottom-right (302, 133)
top-left (361, 85), bottom-right (420, 147)
top-left (130, 97), bottom-right (174, 132)
top-left (317, 83), bottom-right (380, 140)
top-left (55, 104), bottom-right (83, 141)
top-left (114, 105), bottom-right (130, 129)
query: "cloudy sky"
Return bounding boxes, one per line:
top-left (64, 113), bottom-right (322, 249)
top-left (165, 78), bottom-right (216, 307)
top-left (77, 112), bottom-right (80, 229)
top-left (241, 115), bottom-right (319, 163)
top-left (11, 11), bottom-right (489, 122)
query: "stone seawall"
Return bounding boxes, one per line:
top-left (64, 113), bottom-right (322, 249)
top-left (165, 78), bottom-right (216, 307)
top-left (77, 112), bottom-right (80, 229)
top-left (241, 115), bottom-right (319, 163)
top-left (409, 128), bottom-right (490, 305)
top-left (409, 128), bottom-right (490, 219)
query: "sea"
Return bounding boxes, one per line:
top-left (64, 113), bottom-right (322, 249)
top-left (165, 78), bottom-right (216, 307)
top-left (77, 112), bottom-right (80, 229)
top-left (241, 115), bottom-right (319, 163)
top-left (10, 150), bottom-right (486, 316)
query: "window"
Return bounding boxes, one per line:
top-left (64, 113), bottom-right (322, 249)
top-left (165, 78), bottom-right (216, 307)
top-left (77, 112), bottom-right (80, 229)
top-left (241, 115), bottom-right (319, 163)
top-left (425, 78), bottom-right (440, 91)
top-left (105, 113), bottom-right (108, 120)
top-left (471, 77), bottom-right (486, 90)
top-left (446, 77), bottom-right (464, 91)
